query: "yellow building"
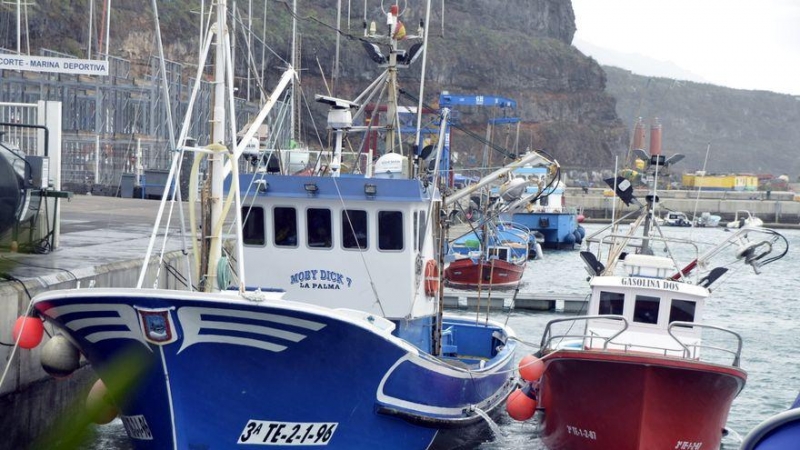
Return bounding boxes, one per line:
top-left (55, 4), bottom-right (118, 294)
top-left (681, 173), bottom-right (758, 191)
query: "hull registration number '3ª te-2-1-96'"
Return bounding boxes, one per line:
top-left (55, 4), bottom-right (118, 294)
top-left (238, 420), bottom-right (338, 446)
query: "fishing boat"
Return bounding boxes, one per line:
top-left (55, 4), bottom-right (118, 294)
top-left (444, 220), bottom-right (530, 290)
top-left (741, 392), bottom-right (800, 449)
top-left (505, 145), bottom-right (788, 449)
top-left (24, 2), bottom-right (537, 449)
top-left (726, 209), bottom-right (764, 229)
top-left (443, 171), bottom-right (555, 290)
top-left (500, 165), bottom-right (584, 250)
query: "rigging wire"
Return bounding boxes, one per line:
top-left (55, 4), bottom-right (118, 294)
top-left (0, 274), bottom-right (36, 391)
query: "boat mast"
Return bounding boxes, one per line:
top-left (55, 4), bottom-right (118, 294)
top-left (291, 0), bottom-right (299, 145)
top-left (640, 119), bottom-right (663, 255)
top-left (384, 5), bottom-right (400, 156)
top-left (206, 0), bottom-right (229, 291)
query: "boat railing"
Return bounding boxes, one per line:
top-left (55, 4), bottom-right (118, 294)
top-left (541, 315), bottom-right (629, 351)
top-left (593, 233), bottom-right (703, 282)
top-left (596, 233), bottom-right (702, 257)
top-left (605, 341), bottom-right (687, 358)
top-left (668, 322), bottom-right (743, 367)
top-left (542, 317), bottom-right (742, 366)
top-left (497, 221), bottom-right (532, 235)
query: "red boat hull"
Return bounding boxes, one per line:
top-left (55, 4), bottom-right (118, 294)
top-left (444, 258), bottom-right (525, 289)
top-left (538, 350), bottom-right (746, 450)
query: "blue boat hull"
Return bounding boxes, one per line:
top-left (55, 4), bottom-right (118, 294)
top-left (503, 212), bottom-right (582, 249)
top-left (741, 394), bottom-right (800, 450)
top-left (33, 289), bottom-right (517, 449)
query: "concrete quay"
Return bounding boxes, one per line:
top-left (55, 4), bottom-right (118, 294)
top-left (0, 195), bottom-right (189, 447)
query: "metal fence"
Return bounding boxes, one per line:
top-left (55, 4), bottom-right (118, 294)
top-left (1, 50), bottom-right (287, 195)
top-left (0, 102), bottom-right (40, 150)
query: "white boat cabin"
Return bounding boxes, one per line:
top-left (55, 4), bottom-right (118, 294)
top-left (661, 211), bottom-right (690, 226)
top-left (583, 254), bottom-right (708, 357)
top-left (237, 174), bottom-right (439, 322)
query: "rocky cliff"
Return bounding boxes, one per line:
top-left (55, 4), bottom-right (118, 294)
top-left (12, 0), bottom-right (628, 170)
top-left (603, 66), bottom-right (800, 176)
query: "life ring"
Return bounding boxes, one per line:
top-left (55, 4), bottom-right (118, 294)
top-left (424, 260), bottom-right (440, 296)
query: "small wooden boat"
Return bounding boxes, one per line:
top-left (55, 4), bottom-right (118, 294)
top-left (445, 222), bottom-right (529, 290)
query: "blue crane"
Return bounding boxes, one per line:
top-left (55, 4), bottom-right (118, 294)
top-left (397, 90), bottom-right (521, 186)
top-left (438, 92), bottom-right (517, 109)
top-left (436, 92), bottom-right (521, 172)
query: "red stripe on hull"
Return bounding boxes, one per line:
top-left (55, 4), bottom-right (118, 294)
top-left (539, 351), bottom-right (746, 450)
top-left (444, 259), bottom-right (525, 289)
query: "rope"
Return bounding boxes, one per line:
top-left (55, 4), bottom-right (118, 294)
top-left (217, 255), bottom-right (232, 291)
top-left (0, 282), bottom-right (36, 392)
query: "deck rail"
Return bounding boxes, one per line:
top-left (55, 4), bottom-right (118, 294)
top-left (540, 315), bottom-right (744, 367)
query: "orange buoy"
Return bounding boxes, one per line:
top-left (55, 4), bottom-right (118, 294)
top-left (518, 354), bottom-right (545, 382)
top-left (506, 383), bottom-right (538, 421)
top-left (577, 214), bottom-right (585, 223)
top-left (424, 260), bottom-right (439, 296)
top-left (12, 316), bottom-right (44, 349)
top-left (86, 379), bottom-right (118, 425)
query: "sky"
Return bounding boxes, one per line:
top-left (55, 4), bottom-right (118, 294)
top-left (571, 0), bottom-right (800, 96)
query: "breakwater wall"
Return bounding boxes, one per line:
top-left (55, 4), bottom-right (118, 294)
top-left (567, 188), bottom-right (800, 224)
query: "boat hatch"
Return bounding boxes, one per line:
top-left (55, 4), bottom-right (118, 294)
top-left (623, 254), bottom-right (675, 278)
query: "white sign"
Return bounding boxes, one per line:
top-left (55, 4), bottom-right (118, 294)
top-left (238, 420), bottom-right (338, 445)
top-left (0, 54), bottom-right (108, 76)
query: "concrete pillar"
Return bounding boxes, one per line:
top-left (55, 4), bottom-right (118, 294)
top-left (38, 101), bottom-right (63, 248)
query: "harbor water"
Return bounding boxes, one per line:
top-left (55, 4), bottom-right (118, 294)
top-left (84, 224), bottom-right (800, 449)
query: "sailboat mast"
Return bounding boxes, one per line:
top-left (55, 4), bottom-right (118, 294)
top-left (206, 0), bottom-right (229, 291)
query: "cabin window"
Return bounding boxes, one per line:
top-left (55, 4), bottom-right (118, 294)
top-left (273, 207), bottom-right (298, 247)
top-left (241, 206), bottom-right (265, 246)
top-left (342, 209), bottom-right (368, 250)
top-left (489, 247), bottom-right (509, 261)
top-left (378, 211), bottom-right (404, 251)
top-left (633, 295), bottom-right (661, 324)
top-left (669, 299), bottom-right (696, 324)
top-left (598, 291), bottom-right (624, 315)
top-left (307, 208), bottom-right (332, 249)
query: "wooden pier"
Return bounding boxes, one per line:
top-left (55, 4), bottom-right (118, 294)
top-left (443, 290), bottom-right (588, 313)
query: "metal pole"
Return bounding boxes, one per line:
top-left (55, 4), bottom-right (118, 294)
top-left (248, 0), bottom-right (252, 102)
top-left (105, 0), bottom-right (112, 57)
top-left (290, 0), bottom-right (298, 141)
top-left (88, 0), bottom-right (93, 59)
top-left (412, 0), bottom-right (433, 178)
top-left (334, 0), bottom-right (341, 93)
top-left (200, 0), bottom-right (205, 63)
top-left (16, 0), bottom-right (21, 54)
top-left (94, 134), bottom-right (100, 184)
top-left (260, 0), bottom-right (267, 103)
